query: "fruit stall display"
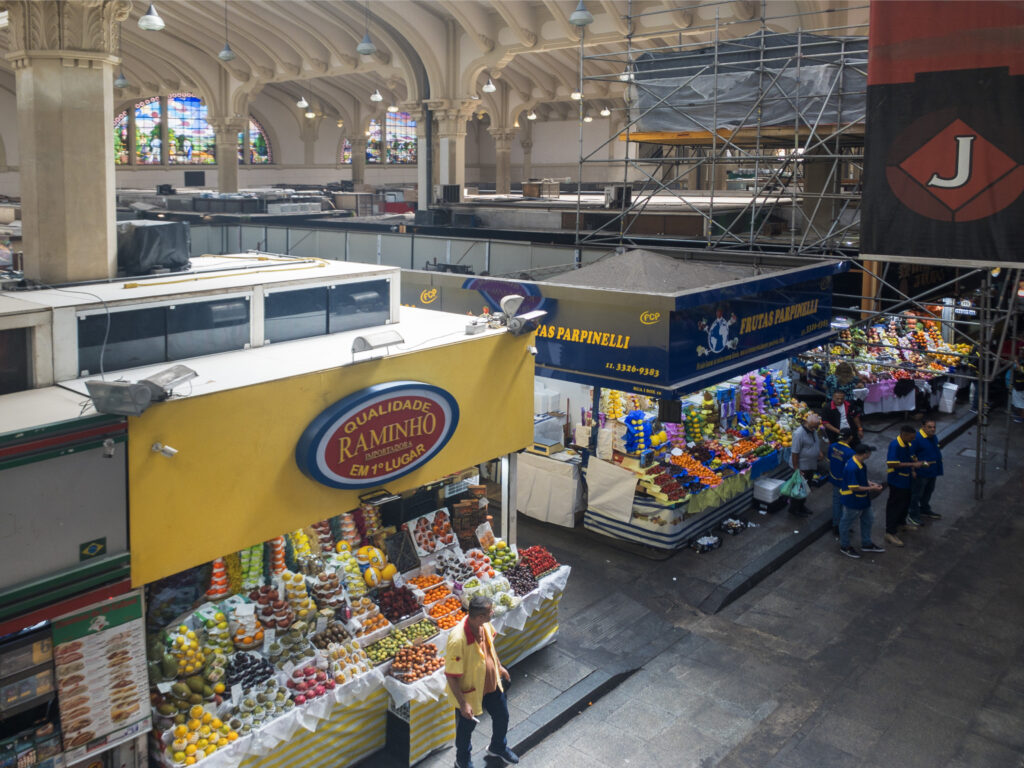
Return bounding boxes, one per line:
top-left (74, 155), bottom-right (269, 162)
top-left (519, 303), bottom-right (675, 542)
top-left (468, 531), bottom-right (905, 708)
top-left (798, 313), bottom-right (974, 383)
top-left (596, 368), bottom-right (806, 509)
top-left (145, 509), bottom-right (569, 768)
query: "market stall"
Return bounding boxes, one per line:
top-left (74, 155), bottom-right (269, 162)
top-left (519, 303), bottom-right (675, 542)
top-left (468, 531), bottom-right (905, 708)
top-left (401, 249), bottom-right (846, 550)
top-left (793, 310), bottom-right (974, 414)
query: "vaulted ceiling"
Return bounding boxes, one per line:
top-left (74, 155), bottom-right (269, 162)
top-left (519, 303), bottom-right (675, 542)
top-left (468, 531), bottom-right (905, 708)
top-left (0, 1), bottom-right (869, 130)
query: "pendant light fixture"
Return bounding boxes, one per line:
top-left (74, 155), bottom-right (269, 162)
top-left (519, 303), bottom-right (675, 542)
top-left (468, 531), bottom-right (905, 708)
top-left (570, 90), bottom-right (582, 100)
top-left (600, 106), bottom-right (611, 116)
top-left (296, 96), bottom-right (309, 109)
top-left (387, 105), bottom-right (399, 113)
top-left (370, 89), bottom-right (383, 102)
top-left (113, 22), bottom-right (130, 89)
top-left (569, 0), bottom-right (594, 27)
top-left (138, 3), bottom-right (165, 31)
top-left (217, 0), bottom-right (236, 61)
top-left (583, 112), bottom-right (593, 123)
top-left (482, 78), bottom-right (497, 93)
top-left (304, 110), bottom-right (316, 119)
top-left (527, 110), bottom-right (537, 120)
top-left (356, 1), bottom-right (376, 56)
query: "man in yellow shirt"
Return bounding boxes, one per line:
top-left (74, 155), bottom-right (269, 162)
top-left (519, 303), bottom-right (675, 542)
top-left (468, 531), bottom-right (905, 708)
top-left (445, 596), bottom-right (518, 767)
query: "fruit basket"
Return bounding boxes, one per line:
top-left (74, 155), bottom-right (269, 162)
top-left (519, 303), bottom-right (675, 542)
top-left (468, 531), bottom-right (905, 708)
top-left (387, 643), bottom-right (445, 684)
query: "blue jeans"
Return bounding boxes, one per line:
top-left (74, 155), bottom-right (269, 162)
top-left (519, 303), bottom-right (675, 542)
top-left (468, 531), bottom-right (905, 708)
top-left (839, 503), bottom-right (874, 548)
top-left (909, 476), bottom-right (936, 517)
top-left (454, 689), bottom-right (509, 766)
top-left (832, 486), bottom-right (843, 529)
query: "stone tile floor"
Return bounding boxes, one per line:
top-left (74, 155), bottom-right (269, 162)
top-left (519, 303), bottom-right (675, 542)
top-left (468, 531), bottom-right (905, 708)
top-left (396, 411), bottom-right (1024, 768)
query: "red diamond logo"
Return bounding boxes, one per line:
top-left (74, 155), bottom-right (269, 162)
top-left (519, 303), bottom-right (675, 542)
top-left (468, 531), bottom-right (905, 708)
top-left (897, 119), bottom-right (1018, 215)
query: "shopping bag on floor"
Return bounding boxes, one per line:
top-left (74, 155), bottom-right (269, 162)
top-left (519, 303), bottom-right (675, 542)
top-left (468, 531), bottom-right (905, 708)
top-left (780, 469), bottom-right (809, 499)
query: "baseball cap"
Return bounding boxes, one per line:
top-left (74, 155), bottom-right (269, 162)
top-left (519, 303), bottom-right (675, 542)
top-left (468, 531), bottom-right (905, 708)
top-left (852, 443), bottom-right (876, 454)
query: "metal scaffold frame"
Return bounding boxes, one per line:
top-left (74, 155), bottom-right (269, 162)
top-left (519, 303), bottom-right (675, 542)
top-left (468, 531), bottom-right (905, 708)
top-left (801, 262), bottom-right (1022, 501)
top-left (575, 0), bottom-right (868, 256)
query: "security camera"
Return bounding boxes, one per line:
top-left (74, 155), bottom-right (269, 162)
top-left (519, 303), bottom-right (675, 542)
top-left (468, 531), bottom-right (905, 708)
top-left (527, 345), bottom-right (538, 356)
top-left (102, 438), bottom-right (116, 458)
top-left (152, 442), bottom-right (178, 458)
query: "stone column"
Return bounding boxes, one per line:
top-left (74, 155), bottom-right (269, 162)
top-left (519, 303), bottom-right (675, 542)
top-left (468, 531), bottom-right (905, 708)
top-left (4, 0), bottom-right (131, 283)
top-left (208, 117), bottom-right (247, 194)
top-left (520, 138), bottom-right (533, 183)
top-left (400, 103), bottom-right (429, 210)
top-left (431, 100), bottom-right (476, 199)
top-left (350, 138), bottom-right (367, 186)
top-left (489, 128), bottom-right (516, 195)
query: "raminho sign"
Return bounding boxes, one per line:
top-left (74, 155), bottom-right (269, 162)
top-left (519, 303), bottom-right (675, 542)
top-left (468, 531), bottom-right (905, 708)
top-left (296, 381), bottom-right (460, 489)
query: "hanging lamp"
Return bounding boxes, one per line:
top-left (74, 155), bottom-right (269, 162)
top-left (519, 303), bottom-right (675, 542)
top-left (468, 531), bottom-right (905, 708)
top-left (370, 89), bottom-right (383, 102)
top-left (113, 22), bottom-right (130, 88)
top-left (356, 2), bottom-right (376, 56)
top-left (138, 3), bottom-right (165, 31)
top-left (482, 78), bottom-right (497, 93)
top-left (296, 96), bottom-right (309, 109)
top-left (217, 0), bottom-right (236, 61)
top-left (600, 106), bottom-right (611, 116)
top-left (569, 0), bottom-right (594, 27)
top-left (527, 110), bottom-right (537, 120)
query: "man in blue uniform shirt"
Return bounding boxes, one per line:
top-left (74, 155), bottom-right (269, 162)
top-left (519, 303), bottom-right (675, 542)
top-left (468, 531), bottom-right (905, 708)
top-left (909, 419), bottom-right (943, 524)
top-left (884, 425), bottom-right (923, 548)
top-left (838, 443), bottom-right (884, 559)
top-left (827, 428), bottom-right (855, 539)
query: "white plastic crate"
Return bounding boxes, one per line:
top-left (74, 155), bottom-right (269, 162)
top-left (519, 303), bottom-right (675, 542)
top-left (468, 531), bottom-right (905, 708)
top-left (753, 477), bottom-right (785, 503)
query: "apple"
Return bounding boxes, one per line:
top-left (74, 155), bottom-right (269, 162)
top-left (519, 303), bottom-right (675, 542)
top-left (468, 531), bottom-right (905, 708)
top-left (294, 694), bottom-right (306, 705)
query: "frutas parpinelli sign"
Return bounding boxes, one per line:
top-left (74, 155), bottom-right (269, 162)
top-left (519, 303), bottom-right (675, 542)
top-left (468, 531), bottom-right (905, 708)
top-left (296, 381), bottom-right (459, 489)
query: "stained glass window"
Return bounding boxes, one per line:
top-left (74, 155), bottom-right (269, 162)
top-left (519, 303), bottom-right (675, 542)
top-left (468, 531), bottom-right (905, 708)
top-left (167, 93), bottom-right (216, 164)
top-left (246, 118), bottom-right (271, 164)
top-left (114, 111), bottom-right (129, 165)
top-left (366, 120), bottom-right (382, 164)
top-left (135, 97), bottom-right (162, 164)
top-left (340, 139), bottom-right (352, 164)
top-left (386, 111), bottom-right (417, 164)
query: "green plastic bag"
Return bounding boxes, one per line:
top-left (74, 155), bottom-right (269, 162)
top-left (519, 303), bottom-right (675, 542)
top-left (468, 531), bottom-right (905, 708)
top-left (780, 469), bottom-right (809, 499)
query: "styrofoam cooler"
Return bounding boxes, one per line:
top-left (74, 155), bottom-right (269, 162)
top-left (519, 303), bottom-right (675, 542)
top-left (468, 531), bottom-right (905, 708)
top-left (754, 477), bottom-right (785, 503)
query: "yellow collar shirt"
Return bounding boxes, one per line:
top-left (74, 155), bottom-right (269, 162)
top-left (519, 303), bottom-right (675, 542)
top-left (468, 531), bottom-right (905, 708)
top-left (444, 618), bottom-right (503, 715)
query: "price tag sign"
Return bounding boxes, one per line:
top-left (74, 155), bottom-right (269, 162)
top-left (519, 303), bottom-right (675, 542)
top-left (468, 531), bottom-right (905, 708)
top-left (392, 571), bottom-right (405, 588)
top-left (231, 684), bottom-right (243, 704)
top-left (156, 682), bottom-right (173, 694)
top-left (262, 628), bottom-right (275, 654)
top-left (235, 602), bottom-right (255, 616)
top-left (316, 616), bottom-right (328, 634)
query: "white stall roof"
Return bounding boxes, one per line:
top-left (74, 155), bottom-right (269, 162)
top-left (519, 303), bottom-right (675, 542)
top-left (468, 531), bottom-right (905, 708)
top-left (0, 255), bottom-right (396, 311)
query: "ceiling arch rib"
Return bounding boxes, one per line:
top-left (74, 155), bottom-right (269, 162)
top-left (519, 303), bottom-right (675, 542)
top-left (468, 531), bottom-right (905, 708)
top-left (435, 0), bottom-right (495, 53)
top-left (491, 0), bottom-right (537, 48)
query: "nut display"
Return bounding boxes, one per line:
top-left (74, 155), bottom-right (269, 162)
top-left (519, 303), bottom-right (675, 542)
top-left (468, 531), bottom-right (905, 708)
top-left (309, 621), bottom-right (352, 649)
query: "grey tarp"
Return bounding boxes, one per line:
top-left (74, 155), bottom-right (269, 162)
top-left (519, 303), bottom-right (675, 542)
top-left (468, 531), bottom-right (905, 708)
top-left (630, 32), bottom-right (867, 134)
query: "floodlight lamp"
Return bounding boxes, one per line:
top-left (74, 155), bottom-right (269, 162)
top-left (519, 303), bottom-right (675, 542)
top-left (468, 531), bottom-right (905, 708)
top-left (583, 113), bottom-right (593, 123)
top-left (152, 442), bottom-right (178, 458)
top-left (84, 380), bottom-right (154, 417)
top-left (500, 294), bottom-right (525, 318)
top-left (569, 0), bottom-right (594, 27)
top-left (140, 364), bottom-right (198, 400)
top-left (352, 330), bottom-right (405, 354)
top-left (138, 3), bottom-right (165, 31)
top-left (570, 91), bottom-right (582, 100)
top-left (305, 110), bottom-right (316, 119)
top-left (600, 106), bottom-right (611, 116)
top-left (387, 105), bottom-right (399, 113)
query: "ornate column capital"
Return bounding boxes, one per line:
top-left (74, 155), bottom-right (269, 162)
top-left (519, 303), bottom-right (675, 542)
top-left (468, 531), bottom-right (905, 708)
top-left (4, 0), bottom-right (131, 68)
top-left (488, 128), bottom-right (517, 150)
top-left (207, 116), bottom-right (249, 137)
top-left (428, 98), bottom-right (478, 139)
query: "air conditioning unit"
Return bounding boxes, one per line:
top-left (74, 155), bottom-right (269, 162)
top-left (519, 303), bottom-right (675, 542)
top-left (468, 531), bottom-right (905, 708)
top-left (604, 184), bottom-right (632, 208)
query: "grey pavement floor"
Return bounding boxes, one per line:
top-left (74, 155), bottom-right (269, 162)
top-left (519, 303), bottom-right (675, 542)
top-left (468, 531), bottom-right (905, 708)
top-left (386, 406), bottom-right (1024, 768)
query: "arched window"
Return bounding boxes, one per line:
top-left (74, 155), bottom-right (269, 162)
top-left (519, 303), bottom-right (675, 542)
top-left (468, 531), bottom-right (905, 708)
top-left (245, 117), bottom-right (272, 164)
top-left (386, 111), bottom-right (417, 163)
top-left (113, 94), bottom-right (272, 166)
top-left (340, 139), bottom-right (352, 164)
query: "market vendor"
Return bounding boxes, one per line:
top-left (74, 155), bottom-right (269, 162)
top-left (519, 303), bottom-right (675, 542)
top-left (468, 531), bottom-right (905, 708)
top-left (825, 361), bottom-right (862, 400)
top-left (445, 596), bottom-right (519, 767)
top-left (820, 390), bottom-right (863, 443)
